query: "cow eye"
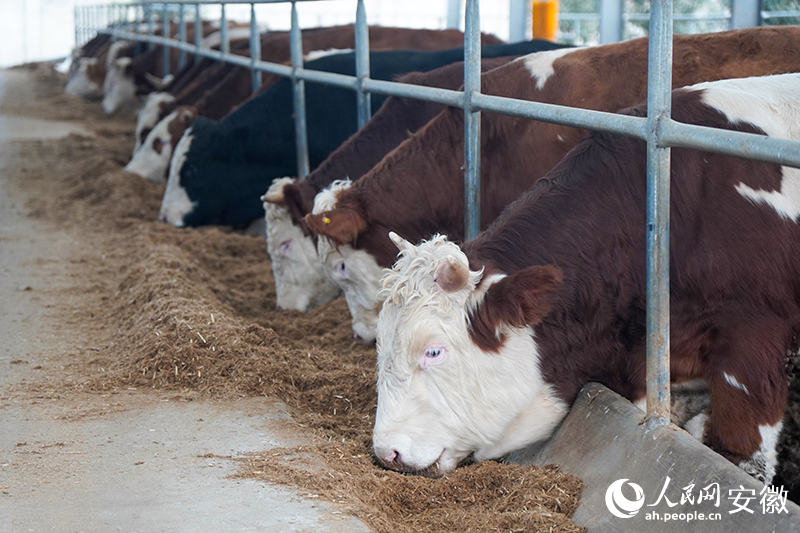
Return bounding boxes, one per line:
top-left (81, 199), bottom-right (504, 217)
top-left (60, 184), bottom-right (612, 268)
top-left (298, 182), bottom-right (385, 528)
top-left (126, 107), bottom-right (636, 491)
top-left (421, 345), bottom-right (447, 368)
top-left (153, 138), bottom-right (163, 154)
top-left (334, 261), bottom-right (348, 279)
top-left (279, 240), bottom-right (291, 256)
top-left (424, 347), bottom-right (442, 358)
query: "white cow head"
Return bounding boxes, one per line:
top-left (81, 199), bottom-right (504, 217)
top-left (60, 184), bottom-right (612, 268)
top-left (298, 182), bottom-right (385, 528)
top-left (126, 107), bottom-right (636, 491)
top-left (262, 177), bottom-right (342, 312)
top-left (159, 128), bottom-right (196, 226)
top-left (126, 108), bottom-right (196, 184)
top-left (372, 233), bottom-right (567, 475)
top-left (64, 57), bottom-right (103, 99)
top-left (135, 92), bottom-right (176, 153)
top-left (102, 57), bottom-right (137, 114)
top-left (312, 181), bottom-right (385, 343)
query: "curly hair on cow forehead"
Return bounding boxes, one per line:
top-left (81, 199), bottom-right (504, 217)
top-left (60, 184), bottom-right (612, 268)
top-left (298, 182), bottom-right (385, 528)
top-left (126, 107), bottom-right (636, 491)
top-left (378, 234), bottom-right (482, 308)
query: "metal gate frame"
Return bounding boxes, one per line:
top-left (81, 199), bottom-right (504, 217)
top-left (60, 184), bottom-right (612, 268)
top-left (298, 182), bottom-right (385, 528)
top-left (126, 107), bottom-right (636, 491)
top-left (75, 0), bottom-right (800, 429)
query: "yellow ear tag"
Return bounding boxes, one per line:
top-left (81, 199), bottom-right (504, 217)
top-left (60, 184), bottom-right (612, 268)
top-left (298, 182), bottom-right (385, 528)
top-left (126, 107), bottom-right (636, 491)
top-left (323, 216), bottom-right (331, 224)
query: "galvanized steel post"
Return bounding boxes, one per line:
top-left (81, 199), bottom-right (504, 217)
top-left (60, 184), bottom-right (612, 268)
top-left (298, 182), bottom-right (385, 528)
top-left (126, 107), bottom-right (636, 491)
top-left (221, 4), bottom-right (230, 55)
top-left (134, 5), bottom-right (143, 56)
top-left (147, 4), bottom-right (155, 51)
top-left (162, 4), bottom-right (170, 78)
top-left (645, 0), bottom-right (673, 427)
top-left (74, 6), bottom-right (80, 48)
top-left (355, 0), bottom-right (371, 128)
top-left (463, 0), bottom-right (482, 240)
top-left (179, 4), bottom-right (187, 69)
top-left (290, 1), bottom-right (311, 178)
top-left (195, 4), bottom-right (202, 49)
top-left (251, 3), bottom-right (262, 93)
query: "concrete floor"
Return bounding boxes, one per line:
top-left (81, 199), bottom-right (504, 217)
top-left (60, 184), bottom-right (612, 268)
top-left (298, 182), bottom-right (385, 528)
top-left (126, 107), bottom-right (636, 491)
top-left (0, 69), bottom-right (370, 533)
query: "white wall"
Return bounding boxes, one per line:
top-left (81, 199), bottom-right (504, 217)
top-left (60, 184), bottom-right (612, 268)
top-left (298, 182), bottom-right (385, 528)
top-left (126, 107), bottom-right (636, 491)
top-left (0, 0), bottom-right (105, 68)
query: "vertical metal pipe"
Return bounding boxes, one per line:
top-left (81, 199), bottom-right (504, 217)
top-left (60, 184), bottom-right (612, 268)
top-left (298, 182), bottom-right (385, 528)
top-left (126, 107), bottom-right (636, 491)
top-left (134, 5), bottom-right (142, 56)
top-left (509, 0), bottom-right (528, 42)
top-left (179, 4), bottom-right (187, 69)
top-left (195, 4), bottom-right (202, 50)
top-left (463, 0), bottom-right (482, 240)
top-left (290, 1), bottom-right (310, 178)
top-left (446, 0), bottom-right (462, 29)
top-left (221, 4), bottom-right (230, 55)
top-left (163, 4), bottom-right (170, 79)
top-left (355, 0), bottom-right (371, 128)
top-left (148, 4), bottom-right (155, 51)
top-left (250, 3), bottom-right (262, 94)
top-left (600, 0), bottom-right (625, 44)
top-left (645, 0), bottom-right (673, 427)
top-left (74, 6), bottom-right (80, 48)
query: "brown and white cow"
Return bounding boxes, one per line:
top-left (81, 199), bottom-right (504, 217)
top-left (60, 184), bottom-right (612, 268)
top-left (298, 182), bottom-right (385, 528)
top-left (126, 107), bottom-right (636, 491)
top-left (65, 38), bottom-right (134, 100)
top-left (126, 25), bottom-right (501, 183)
top-left (101, 21), bottom-right (221, 114)
top-left (262, 57), bottom-right (514, 313)
top-left (372, 73), bottom-right (800, 483)
top-left (305, 26), bottom-right (800, 343)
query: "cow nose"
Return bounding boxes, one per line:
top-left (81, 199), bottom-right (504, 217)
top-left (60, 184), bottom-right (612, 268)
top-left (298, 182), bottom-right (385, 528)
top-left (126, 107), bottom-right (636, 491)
top-left (377, 448), bottom-right (403, 469)
top-left (353, 331), bottom-right (375, 346)
top-left (158, 214), bottom-right (167, 223)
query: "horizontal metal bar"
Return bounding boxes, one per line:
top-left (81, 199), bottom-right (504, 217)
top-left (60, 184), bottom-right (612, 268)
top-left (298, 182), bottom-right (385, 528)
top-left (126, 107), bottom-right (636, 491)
top-left (361, 78), bottom-right (465, 107)
top-left (100, 25), bottom-right (800, 174)
top-left (659, 119), bottom-right (800, 168)
top-left (472, 92), bottom-right (649, 139)
top-left (102, 28), bottom-right (294, 76)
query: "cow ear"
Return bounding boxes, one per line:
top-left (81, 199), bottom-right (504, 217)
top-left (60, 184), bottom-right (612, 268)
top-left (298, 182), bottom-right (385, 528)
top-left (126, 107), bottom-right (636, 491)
top-left (282, 183), bottom-right (314, 229)
top-left (179, 107), bottom-right (196, 124)
top-left (468, 265), bottom-right (562, 352)
top-left (304, 208), bottom-right (367, 246)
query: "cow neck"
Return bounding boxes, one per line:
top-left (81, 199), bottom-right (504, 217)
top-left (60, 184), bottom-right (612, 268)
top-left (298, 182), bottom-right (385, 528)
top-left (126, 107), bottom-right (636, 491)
top-left (342, 106), bottom-right (467, 268)
top-left (464, 130), bottom-right (649, 406)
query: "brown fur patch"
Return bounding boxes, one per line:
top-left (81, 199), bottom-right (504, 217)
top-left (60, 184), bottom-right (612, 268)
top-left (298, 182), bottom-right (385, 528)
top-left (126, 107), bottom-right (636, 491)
top-left (469, 266), bottom-right (563, 352)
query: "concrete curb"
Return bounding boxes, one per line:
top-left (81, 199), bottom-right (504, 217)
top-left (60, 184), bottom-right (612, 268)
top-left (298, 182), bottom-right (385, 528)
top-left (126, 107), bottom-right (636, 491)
top-left (508, 382), bottom-right (800, 532)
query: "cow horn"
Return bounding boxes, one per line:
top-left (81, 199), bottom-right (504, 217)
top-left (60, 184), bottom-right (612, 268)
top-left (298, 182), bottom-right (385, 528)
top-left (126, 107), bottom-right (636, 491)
top-left (389, 232), bottom-right (414, 254)
top-left (144, 72), bottom-right (170, 90)
top-left (261, 188), bottom-right (285, 204)
top-left (434, 256), bottom-right (469, 293)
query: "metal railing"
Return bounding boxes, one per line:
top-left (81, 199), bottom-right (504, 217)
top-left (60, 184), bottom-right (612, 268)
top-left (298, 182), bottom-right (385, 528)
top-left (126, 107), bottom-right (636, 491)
top-left (74, 0), bottom-right (800, 427)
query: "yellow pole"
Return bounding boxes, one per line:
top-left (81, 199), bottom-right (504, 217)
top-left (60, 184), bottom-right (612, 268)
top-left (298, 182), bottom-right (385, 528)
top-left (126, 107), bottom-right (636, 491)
top-left (531, 0), bottom-right (559, 42)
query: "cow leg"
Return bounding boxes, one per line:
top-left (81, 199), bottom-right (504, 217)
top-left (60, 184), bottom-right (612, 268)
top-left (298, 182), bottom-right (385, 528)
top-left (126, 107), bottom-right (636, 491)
top-left (701, 319), bottom-right (789, 483)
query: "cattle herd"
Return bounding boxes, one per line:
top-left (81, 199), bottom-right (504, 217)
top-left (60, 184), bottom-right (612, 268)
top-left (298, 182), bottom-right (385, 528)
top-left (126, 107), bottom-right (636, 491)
top-left (66, 21), bottom-right (800, 487)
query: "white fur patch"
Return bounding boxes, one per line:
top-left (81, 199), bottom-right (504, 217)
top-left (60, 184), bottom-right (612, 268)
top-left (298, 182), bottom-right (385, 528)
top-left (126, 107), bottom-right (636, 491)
top-left (201, 27), bottom-right (254, 50)
top-left (723, 372), bottom-right (749, 395)
top-left (135, 92), bottom-right (176, 153)
top-left (312, 180), bottom-right (386, 341)
top-left (159, 130), bottom-right (195, 226)
top-left (758, 420), bottom-right (783, 483)
top-left (126, 111), bottom-right (179, 183)
top-left (684, 412), bottom-right (708, 441)
top-left (102, 57), bottom-right (138, 115)
top-left (263, 177), bottom-right (342, 312)
top-left (106, 40), bottom-right (131, 69)
top-left (64, 59), bottom-right (102, 99)
top-left (304, 48), bottom-right (353, 62)
top-left (694, 74), bottom-right (800, 222)
top-left (519, 47), bottom-right (580, 90)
